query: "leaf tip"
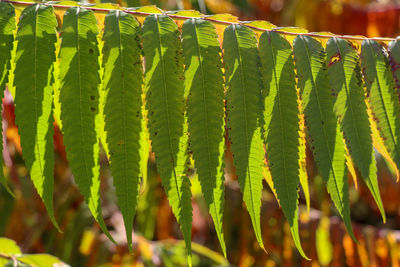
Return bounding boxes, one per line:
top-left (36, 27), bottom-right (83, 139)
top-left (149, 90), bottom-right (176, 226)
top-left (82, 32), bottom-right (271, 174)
top-left (290, 225), bottom-right (309, 260)
top-left (221, 246), bottom-right (227, 258)
top-left (127, 242), bottom-right (133, 253)
top-left (259, 242), bottom-right (268, 254)
top-left (187, 253), bottom-right (192, 267)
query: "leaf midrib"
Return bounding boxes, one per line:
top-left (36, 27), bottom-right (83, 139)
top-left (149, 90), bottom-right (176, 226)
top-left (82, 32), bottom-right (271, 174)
top-left (115, 11), bottom-right (130, 223)
top-left (32, 5), bottom-right (45, 196)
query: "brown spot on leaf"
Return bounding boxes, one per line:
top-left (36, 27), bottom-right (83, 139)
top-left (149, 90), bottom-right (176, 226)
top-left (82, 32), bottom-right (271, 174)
top-left (329, 53), bottom-right (341, 66)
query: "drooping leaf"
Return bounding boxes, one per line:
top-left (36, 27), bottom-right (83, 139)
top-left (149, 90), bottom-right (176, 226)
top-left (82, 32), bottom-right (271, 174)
top-left (142, 14), bottom-right (192, 262)
top-left (383, 38), bottom-right (400, 179)
top-left (102, 10), bottom-right (143, 250)
top-left (259, 31), bottom-right (307, 258)
top-left (0, 2), bottom-right (15, 197)
top-left (326, 37), bottom-right (385, 222)
top-left (223, 24), bottom-right (265, 250)
top-left (362, 40), bottom-right (400, 180)
top-left (58, 7), bottom-right (114, 242)
top-left (14, 4), bottom-right (59, 229)
top-left (293, 35), bottom-right (356, 241)
top-left (182, 18), bottom-right (226, 256)
top-left (367, 99), bottom-right (400, 180)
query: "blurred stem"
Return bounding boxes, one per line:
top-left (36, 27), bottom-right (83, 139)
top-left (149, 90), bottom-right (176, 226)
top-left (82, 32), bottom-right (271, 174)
top-left (0, 252), bottom-right (17, 266)
top-left (198, 0), bottom-right (206, 14)
top-left (176, 0), bottom-right (183, 9)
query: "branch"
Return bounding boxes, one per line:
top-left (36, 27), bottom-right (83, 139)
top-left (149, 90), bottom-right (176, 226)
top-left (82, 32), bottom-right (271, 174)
top-left (0, 252), bottom-right (19, 267)
top-left (2, 0), bottom-right (396, 42)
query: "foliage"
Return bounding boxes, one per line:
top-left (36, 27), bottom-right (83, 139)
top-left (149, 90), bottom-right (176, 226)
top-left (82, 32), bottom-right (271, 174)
top-left (2, 0), bottom-right (400, 264)
top-left (0, 237), bottom-right (66, 267)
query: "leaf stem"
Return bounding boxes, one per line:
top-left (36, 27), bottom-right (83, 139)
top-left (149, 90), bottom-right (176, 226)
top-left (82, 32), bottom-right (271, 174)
top-left (3, 0), bottom-right (395, 42)
top-left (0, 252), bottom-right (19, 267)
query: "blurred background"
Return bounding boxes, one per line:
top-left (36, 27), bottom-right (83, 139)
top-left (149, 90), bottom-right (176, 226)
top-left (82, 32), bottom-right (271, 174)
top-left (4, 0), bottom-right (400, 266)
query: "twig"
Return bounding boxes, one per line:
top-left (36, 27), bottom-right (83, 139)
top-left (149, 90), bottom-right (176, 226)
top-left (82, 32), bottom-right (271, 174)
top-left (0, 252), bottom-right (19, 267)
top-left (2, 0), bottom-right (397, 42)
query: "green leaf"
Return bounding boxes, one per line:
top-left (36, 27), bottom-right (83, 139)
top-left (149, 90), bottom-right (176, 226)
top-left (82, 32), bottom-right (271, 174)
top-left (0, 2), bottom-right (15, 197)
top-left (242, 20), bottom-right (276, 30)
top-left (208, 14), bottom-right (238, 23)
top-left (182, 18), bottom-right (226, 256)
top-left (259, 31), bottom-right (307, 258)
top-left (223, 24), bottom-right (265, 250)
top-left (17, 254), bottom-right (62, 267)
top-left (83, 3), bottom-right (121, 10)
top-left (293, 35), bottom-right (356, 241)
top-left (326, 37), bottom-right (385, 222)
top-left (102, 10), bottom-right (143, 250)
top-left (4, 261), bottom-right (30, 267)
top-left (143, 14), bottom-right (192, 261)
top-left (0, 237), bottom-right (21, 255)
top-left (13, 4), bottom-right (59, 230)
top-left (168, 10), bottom-right (203, 17)
top-left (369, 38), bottom-right (400, 174)
top-left (0, 3), bottom-right (14, 90)
top-left (58, 7), bottom-right (114, 242)
top-left (388, 38), bottom-right (400, 97)
top-left (130, 5), bottom-right (163, 13)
